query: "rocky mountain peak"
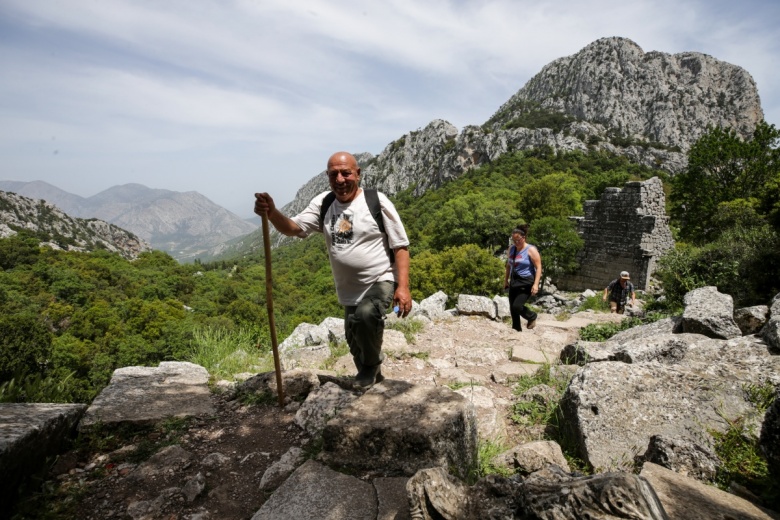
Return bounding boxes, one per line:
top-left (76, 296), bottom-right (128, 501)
top-left (274, 37), bottom-right (764, 225)
top-left (490, 36), bottom-right (763, 152)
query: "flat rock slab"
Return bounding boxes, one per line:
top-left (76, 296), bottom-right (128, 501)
top-left (320, 379), bottom-right (478, 479)
top-left (251, 459), bottom-right (377, 520)
top-left (511, 343), bottom-right (555, 364)
top-left (0, 403), bottom-right (86, 510)
top-left (491, 361), bottom-right (541, 383)
top-left (640, 462), bottom-right (780, 520)
top-left (80, 361), bottom-right (214, 429)
top-left (562, 336), bottom-right (780, 471)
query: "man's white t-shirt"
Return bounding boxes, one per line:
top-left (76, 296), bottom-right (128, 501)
top-left (291, 190), bottom-right (410, 306)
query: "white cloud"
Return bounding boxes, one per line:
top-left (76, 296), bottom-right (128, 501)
top-left (1, 0), bottom-right (778, 217)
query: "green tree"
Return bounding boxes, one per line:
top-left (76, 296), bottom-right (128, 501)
top-left (517, 173), bottom-right (583, 222)
top-left (654, 224), bottom-right (780, 308)
top-left (671, 121), bottom-right (780, 242)
top-left (0, 232), bottom-right (40, 270)
top-left (410, 244), bottom-right (505, 303)
top-left (0, 312), bottom-right (52, 380)
top-left (429, 190), bottom-right (522, 251)
top-left (530, 217), bottom-right (584, 283)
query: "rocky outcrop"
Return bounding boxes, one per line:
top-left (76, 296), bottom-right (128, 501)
top-left (0, 182), bottom-right (257, 262)
top-left (0, 190), bottom-right (150, 260)
top-left (559, 287), bottom-right (779, 474)
top-left (491, 37), bottom-right (762, 154)
top-left (279, 37), bottom-right (763, 219)
top-left (681, 285), bottom-right (743, 339)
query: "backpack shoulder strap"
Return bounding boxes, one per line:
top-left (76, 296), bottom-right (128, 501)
top-left (364, 189), bottom-right (394, 264)
top-left (364, 189), bottom-right (385, 234)
top-left (318, 192), bottom-right (337, 231)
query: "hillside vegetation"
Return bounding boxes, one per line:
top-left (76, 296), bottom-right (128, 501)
top-left (1, 122), bottom-right (779, 405)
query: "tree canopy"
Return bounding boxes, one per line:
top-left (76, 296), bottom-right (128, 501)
top-left (671, 121), bottom-right (780, 243)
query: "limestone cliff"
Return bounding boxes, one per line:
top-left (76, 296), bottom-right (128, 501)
top-left (287, 37), bottom-right (764, 207)
top-left (0, 190), bottom-right (150, 260)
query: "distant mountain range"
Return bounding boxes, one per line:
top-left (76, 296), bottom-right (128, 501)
top-left (1, 37), bottom-right (766, 264)
top-left (0, 181), bottom-right (257, 262)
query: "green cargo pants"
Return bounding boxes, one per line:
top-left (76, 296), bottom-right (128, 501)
top-left (344, 280), bottom-right (395, 370)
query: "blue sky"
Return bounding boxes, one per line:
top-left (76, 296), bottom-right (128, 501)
top-left (1, 0), bottom-right (778, 218)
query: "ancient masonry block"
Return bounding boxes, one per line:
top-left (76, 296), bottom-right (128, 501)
top-left (556, 177), bottom-right (674, 292)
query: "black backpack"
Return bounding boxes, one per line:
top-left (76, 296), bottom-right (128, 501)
top-left (318, 188), bottom-right (395, 263)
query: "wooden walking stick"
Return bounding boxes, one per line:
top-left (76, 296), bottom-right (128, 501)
top-left (261, 211), bottom-right (285, 407)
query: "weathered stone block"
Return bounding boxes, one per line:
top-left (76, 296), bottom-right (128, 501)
top-left (80, 361), bottom-right (214, 429)
top-left (320, 380), bottom-right (478, 479)
top-left (0, 403), bottom-right (86, 511)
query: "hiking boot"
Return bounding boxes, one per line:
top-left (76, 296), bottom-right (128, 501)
top-left (355, 364), bottom-right (383, 389)
top-left (527, 318), bottom-right (537, 330)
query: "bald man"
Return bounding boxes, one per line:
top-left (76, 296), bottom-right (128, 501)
top-left (255, 151), bottom-right (411, 389)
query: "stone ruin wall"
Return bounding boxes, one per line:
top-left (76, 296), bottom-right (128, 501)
top-left (556, 176), bottom-right (674, 292)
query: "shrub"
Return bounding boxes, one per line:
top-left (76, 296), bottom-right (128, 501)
top-left (655, 225), bottom-right (780, 308)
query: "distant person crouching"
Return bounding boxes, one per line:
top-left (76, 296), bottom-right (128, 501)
top-left (603, 271), bottom-right (636, 314)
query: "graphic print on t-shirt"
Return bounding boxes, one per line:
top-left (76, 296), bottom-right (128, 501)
top-left (331, 211), bottom-right (354, 246)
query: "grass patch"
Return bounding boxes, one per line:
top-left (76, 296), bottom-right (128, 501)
top-left (0, 370), bottom-right (78, 403)
top-left (386, 317), bottom-right (426, 343)
top-left (578, 294), bottom-right (610, 312)
top-left (321, 339), bottom-right (350, 370)
top-left (578, 312), bottom-right (669, 342)
top-left (511, 364), bottom-right (569, 426)
top-left (743, 380), bottom-right (776, 414)
top-left (711, 416), bottom-right (778, 509)
top-left (469, 439), bottom-right (513, 483)
top-left (186, 326), bottom-right (275, 382)
top-left (510, 363), bottom-right (590, 473)
top-left (236, 389), bottom-right (279, 406)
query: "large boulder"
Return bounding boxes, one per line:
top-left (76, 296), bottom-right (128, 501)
top-left (681, 286), bottom-right (742, 339)
top-left (561, 335), bottom-right (780, 471)
top-left (417, 291), bottom-right (450, 320)
top-left (734, 305), bottom-right (769, 336)
top-left (456, 294), bottom-right (497, 320)
top-left (252, 459), bottom-right (377, 520)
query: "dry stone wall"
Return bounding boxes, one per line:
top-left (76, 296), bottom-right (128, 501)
top-left (557, 176), bottom-right (674, 291)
